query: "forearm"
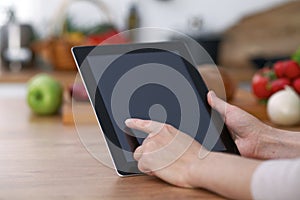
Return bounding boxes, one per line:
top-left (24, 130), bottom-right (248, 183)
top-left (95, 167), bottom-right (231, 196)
top-left (188, 152), bottom-right (261, 200)
top-left (256, 128), bottom-right (300, 159)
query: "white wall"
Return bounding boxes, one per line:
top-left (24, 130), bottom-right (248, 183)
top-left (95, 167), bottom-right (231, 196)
top-left (139, 0), bottom-right (290, 32)
top-left (0, 0), bottom-right (292, 39)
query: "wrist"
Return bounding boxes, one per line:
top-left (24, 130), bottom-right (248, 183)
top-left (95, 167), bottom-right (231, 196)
top-left (187, 151), bottom-right (218, 188)
top-left (252, 124), bottom-right (274, 159)
top-left (256, 127), bottom-right (300, 159)
top-left (188, 152), bottom-right (260, 200)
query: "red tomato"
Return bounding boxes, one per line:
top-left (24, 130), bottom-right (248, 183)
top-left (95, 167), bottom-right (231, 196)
top-left (292, 77), bottom-right (300, 94)
top-left (252, 69), bottom-right (273, 99)
top-left (86, 30), bottom-right (128, 45)
top-left (271, 78), bottom-right (291, 94)
top-left (285, 60), bottom-right (300, 79)
top-left (273, 61), bottom-right (286, 78)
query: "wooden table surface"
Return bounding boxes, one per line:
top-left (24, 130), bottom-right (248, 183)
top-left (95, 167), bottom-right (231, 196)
top-left (1, 69), bottom-right (299, 199)
top-left (0, 95), bottom-right (224, 199)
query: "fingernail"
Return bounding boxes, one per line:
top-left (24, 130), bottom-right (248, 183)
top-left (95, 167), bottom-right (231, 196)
top-left (210, 90), bottom-right (216, 97)
top-left (125, 119), bottom-right (134, 126)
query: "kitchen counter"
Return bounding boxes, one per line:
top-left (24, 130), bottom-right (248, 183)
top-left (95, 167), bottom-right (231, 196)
top-left (0, 70), bottom-right (299, 199)
top-left (0, 86), bottom-right (225, 199)
top-left (0, 68), bottom-right (77, 86)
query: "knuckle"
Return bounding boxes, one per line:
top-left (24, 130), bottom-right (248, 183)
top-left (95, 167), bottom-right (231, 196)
top-left (144, 141), bottom-right (155, 151)
top-left (138, 157), bottom-right (151, 172)
top-left (137, 160), bottom-right (146, 172)
top-left (165, 124), bottom-right (175, 133)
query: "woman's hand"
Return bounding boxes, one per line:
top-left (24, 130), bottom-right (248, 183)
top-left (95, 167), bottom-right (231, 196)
top-left (125, 118), bottom-right (260, 200)
top-left (125, 119), bottom-right (205, 188)
top-left (207, 91), bottom-right (270, 158)
top-left (207, 90), bottom-right (300, 159)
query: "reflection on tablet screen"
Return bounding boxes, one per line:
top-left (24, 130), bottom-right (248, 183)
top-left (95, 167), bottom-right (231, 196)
top-left (87, 50), bottom-right (226, 162)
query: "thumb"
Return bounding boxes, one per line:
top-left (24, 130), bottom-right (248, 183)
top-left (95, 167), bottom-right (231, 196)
top-left (207, 90), bottom-right (228, 118)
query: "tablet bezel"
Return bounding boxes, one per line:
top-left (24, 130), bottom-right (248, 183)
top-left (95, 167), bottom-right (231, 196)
top-left (72, 42), bottom-right (240, 176)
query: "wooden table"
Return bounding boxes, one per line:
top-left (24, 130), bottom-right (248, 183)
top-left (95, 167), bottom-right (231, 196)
top-left (1, 69), bottom-right (299, 199)
top-left (0, 95), bottom-right (224, 199)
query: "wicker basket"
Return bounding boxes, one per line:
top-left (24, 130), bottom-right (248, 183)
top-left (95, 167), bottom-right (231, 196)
top-left (32, 0), bottom-right (113, 70)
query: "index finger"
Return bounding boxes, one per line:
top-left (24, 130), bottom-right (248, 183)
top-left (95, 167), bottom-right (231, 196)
top-left (125, 118), bottom-right (165, 136)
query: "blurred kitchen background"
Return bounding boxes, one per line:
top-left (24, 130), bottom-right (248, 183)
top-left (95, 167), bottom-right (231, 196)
top-left (0, 0), bottom-right (299, 96)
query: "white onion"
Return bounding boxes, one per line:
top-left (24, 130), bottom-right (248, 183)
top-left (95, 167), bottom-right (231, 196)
top-left (267, 86), bottom-right (300, 126)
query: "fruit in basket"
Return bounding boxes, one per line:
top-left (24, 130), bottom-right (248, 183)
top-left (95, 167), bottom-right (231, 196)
top-left (27, 74), bottom-right (63, 115)
top-left (65, 32), bottom-right (85, 44)
top-left (267, 86), bottom-right (300, 126)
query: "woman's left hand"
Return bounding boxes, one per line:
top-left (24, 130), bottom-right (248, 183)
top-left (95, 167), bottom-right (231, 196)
top-left (125, 118), bottom-right (206, 188)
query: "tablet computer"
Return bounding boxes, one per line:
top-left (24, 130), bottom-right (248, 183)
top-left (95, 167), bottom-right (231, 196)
top-left (72, 42), bottom-right (240, 176)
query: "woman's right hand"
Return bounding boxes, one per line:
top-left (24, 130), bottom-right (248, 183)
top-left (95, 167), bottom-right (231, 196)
top-left (207, 91), bottom-right (272, 159)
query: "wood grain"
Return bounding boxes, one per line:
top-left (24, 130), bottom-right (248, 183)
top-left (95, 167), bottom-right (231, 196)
top-left (0, 97), bottom-right (225, 199)
top-left (1, 70), bottom-right (298, 199)
top-left (0, 69), bottom-right (77, 85)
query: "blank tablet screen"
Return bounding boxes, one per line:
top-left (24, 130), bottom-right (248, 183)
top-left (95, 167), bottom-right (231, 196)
top-left (86, 49), bottom-right (226, 162)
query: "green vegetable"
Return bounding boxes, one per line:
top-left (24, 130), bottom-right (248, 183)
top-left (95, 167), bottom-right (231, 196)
top-left (292, 47), bottom-right (300, 65)
top-left (63, 16), bottom-right (116, 36)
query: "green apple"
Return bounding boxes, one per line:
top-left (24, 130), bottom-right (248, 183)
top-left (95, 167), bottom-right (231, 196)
top-left (27, 74), bottom-right (63, 115)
